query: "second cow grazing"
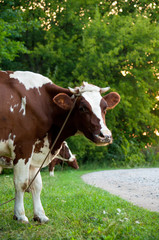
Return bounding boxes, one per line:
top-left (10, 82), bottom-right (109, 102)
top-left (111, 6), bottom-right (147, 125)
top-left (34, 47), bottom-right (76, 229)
top-left (49, 141), bottom-right (79, 177)
top-left (0, 71), bottom-right (120, 223)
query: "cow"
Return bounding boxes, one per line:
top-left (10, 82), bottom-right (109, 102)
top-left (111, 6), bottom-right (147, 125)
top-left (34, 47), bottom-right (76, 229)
top-left (0, 71), bottom-right (120, 223)
top-left (49, 141), bottom-right (78, 177)
top-left (0, 141), bottom-right (78, 176)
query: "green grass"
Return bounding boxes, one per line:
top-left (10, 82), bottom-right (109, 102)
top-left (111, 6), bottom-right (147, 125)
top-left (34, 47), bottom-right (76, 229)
top-left (0, 169), bottom-right (159, 240)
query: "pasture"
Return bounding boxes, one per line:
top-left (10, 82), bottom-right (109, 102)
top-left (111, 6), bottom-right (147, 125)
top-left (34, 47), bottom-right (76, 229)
top-left (0, 169), bottom-right (159, 240)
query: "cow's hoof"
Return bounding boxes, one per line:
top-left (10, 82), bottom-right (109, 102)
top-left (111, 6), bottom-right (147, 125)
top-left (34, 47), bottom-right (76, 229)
top-left (49, 172), bottom-right (54, 177)
top-left (33, 215), bottom-right (49, 223)
top-left (13, 215), bottom-right (29, 223)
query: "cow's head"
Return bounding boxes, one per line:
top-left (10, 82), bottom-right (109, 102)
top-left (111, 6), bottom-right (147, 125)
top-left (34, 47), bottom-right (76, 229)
top-left (59, 141), bottom-right (75, 162)
top-left (53, 82), bottom-right (120, 146)
top-left (57, 142), bottom-right (79, 169)
top-left (67, 158), bottom-right (79, 169)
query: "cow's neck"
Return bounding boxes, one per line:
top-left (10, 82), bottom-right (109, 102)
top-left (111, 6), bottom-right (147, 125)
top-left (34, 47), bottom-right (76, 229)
top-left (47, 83), bottom-right (72, 97)
top-left (48, 121), bottom-right (77, 152)
top-left (45, 84), bottom-right (77, 151)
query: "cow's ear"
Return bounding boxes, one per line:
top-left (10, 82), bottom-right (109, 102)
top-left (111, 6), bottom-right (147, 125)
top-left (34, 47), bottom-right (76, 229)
top-left (53, 93), bottom-right (73, 110)
top-left (103, 92), bottom-right (120, 110)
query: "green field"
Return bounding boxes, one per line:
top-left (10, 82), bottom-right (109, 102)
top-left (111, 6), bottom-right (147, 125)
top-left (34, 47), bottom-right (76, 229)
top-left (0, 169), bottom-right (159, 240)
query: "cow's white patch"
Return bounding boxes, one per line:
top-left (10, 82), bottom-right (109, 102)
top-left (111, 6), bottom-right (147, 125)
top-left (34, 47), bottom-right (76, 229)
top-left (9, 71), bottom-right (52, 91)
top-left (31, 136), bottom-right (61, 168)
top-left (14, 157), bottom-right (31, 223)
top-left (19, 97), bottom-right (26, 116)
top-left (69, 81), bottom-right (101, 94)
top-left (78, 82), bottom-right (100, 93)
top-left (49, 169), bottom-right (54, 177)
top-left (82, 91), bottom-right (111, 137)
top-left (10, 106), bottom-right (14, 112)
top-left (10, 103), bottom-right (19, 113)
top-left (70, 82), bottom-right (111, 137)
top-left (29, 166), bottom-right (49, 222)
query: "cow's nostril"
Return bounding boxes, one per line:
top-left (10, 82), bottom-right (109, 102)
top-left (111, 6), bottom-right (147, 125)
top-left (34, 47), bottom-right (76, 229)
top-left (99, 132), bottom-right (105, 138)
top-left (99, 132), bottom-right (112, 141)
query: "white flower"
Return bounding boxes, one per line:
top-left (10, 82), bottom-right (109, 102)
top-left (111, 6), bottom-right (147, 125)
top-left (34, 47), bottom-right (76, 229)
top-left (119, 219), bottom-right (124, 222)
top-left (135, 221), bottom-right (140, 224)
top-left (117, 208), bottom-right (121, 215)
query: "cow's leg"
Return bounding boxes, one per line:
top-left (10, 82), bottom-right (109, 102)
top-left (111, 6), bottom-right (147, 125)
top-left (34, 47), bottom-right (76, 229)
top-left (49, 160), bottom-right (56, 177)
top-left (13, 158), bottom-right (30, 223)
top-left (29, 166), bottom-right (49, 223)
top-left (49, 167), bottom-right (55, 177)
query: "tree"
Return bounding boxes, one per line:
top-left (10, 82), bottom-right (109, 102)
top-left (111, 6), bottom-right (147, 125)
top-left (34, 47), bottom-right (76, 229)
top-left (73, 8), bottom-right (159, 148)
top-left (0, 5), bottom-right (27, 66)
top-left (0, 1), bottom-right (159, 166)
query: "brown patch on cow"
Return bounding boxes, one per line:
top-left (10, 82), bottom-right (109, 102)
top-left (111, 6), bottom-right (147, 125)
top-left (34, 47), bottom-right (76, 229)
top-left (49, 158), bottom-right (57, 171)
top-left (34, 140), bottom-right (44, 153)
top-left (59, 142), bottom-right (70, 159)
top-left (21, 182), bottom-right (28, 191)
top-left (5, 156), bottom-right (11, 163)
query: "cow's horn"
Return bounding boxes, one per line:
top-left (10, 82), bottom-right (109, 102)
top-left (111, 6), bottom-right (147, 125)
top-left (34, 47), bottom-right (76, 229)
top-left (68, 87), bottom-right (79, 94)
top-left (100, 87), bottom-right (110, 93)
top-left (68, 87), bottom-right (76, 94)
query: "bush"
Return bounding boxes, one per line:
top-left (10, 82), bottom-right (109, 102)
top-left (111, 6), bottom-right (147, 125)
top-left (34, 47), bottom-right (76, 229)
top-left (143, 146), bottom-right (159, 167)
top-left (67, 135), bottom-right (148, 168)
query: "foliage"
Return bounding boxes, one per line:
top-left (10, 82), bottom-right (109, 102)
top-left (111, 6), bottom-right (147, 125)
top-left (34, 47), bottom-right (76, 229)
top-left (143, 146), bottom-right (159, 167)
top-left (0, 18), bottom-right (27, 64)
top-left (108, 136), bottom-right (146, 168)
top-left (0, 0), bottom-right (159, 166)
top-left (74, 10), bottom-right (159, 144)
top-left (0, 170), bottom-right (159, 239)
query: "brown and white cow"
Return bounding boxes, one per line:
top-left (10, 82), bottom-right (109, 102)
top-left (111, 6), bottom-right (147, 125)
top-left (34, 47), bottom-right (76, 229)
top-left (0, 71), bottom-right (120, 223)
top-left (49, 141), bottom-right (79, 177)
top-left (0, 141), bottom-right (78, 176)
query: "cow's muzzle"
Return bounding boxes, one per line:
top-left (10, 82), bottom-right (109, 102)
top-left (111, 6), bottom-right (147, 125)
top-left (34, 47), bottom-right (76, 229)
top-left (94, 132), bottom-right (113, 146)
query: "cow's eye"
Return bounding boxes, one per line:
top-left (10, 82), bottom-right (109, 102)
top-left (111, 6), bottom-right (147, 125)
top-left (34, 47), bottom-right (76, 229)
top-left (79, 106), bottom-right (88, 113)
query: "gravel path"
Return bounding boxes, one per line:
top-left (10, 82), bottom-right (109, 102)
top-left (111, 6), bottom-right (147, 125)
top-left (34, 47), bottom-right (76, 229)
top-left (82, 168), bottom-right (159, 212)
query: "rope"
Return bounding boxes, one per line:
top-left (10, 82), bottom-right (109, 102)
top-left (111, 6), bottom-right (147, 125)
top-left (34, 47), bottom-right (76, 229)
top-left (55, 155), bottom-right (74, 162)
top-left (0, 197), bottom-right (16, 206)
top-left (0, 96), bottom-right (78, 206)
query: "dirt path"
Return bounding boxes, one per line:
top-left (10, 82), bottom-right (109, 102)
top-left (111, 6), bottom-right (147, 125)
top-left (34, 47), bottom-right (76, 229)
top-left (82, 168), bottom-right (159, 212)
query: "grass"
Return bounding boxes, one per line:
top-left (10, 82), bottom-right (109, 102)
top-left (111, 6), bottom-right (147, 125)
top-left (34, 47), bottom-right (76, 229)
top-left (0, 168), bottom-right (159, 240)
